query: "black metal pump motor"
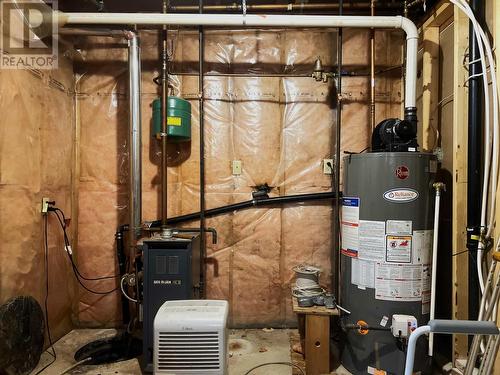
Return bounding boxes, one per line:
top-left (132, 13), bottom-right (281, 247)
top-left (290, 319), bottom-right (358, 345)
top-left (371, 118), bottom-right (418, 152)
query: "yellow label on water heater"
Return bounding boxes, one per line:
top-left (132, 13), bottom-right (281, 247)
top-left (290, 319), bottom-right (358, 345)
top-left (167, 116), bottom-right (182, 126)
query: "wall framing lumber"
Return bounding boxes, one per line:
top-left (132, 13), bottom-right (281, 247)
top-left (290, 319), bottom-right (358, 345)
top-left (420, 26), bottom-right (440, 151)
top-left (451, 7), bottom-right (469, 362)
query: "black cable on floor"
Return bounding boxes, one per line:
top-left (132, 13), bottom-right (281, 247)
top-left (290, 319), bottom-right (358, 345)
top-left (243, 362), bottom-right (305, 375)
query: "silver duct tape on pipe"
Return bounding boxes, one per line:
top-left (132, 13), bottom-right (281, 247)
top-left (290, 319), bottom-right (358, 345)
top-left (56, 13), bottom-right (418, 109)
top-left (127, 32), bottom-right (142, 240)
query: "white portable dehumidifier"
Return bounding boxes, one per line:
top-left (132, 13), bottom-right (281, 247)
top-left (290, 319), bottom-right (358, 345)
top-left (153, 300), bottom-right (229, 375)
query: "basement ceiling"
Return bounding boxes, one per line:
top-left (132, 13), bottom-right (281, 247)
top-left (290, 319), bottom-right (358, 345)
top-left (58, 1), bottom-right (437, 24)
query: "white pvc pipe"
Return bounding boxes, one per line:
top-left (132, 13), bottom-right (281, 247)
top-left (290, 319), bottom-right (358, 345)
top-left (405, 325), bottom-right (431, 375)
top-left (429, 183), bottom-right (444, 357)
top-left (55, 12), bottom-right (419, 110)
top-left (127, 32), bottom-right (142, 241)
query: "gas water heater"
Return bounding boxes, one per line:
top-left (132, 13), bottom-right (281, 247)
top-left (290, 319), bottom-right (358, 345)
top-left (340, 151), bottom-right (437, 374)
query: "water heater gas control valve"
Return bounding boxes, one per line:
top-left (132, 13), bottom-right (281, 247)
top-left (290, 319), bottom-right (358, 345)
top-left (391, 314), bottom-right (417, 338)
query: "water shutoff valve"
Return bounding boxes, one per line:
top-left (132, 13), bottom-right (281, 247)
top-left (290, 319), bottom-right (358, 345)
top-left (391, 314), bottom-right (417, 338)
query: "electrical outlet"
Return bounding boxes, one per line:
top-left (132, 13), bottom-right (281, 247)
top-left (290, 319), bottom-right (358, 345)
top-left (323, 159), bottom-right (334, 174)
top-left (232, 160), bottom-right (242, 175)
top-left (41, 197), bottom-right (51, 214)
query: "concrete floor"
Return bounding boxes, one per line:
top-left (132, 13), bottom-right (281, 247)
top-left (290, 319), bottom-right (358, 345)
top-left (31, 329), bottom-right (142, 375)
top-left (31, 328), bottom-right (300, 375)
top-left (228, 329), bottom-right (293, 375)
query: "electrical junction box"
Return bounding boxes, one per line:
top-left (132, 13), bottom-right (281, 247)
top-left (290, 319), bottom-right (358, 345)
top-left (391, 314), bottom-right (417, 338)
top-left (142, 235), bottom-right (201, 372)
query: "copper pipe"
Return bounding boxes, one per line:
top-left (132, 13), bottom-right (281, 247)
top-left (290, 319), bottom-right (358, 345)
top-left (333, 0), bottom-right (343, 306)
top-left (198, 0), bottom-right (207, 298)
top-left (370, 0), bottom-right (376, 131)
top-left (160, 0), bottom-right (168, 228)
top-left (58, 27), bottom-right (128, 36)
top-left (168, 2), bottom-right (400, 12)
top-left (403, 1), bottom-right (408, 116)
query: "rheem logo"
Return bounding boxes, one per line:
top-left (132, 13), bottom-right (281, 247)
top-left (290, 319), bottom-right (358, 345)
top-left (1, 1), bottom-right (58, 69)
top-left (395, 165), bottom-right (409, 180)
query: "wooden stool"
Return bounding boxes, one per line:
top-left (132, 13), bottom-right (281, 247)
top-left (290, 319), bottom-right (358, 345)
top-left (292, 297), bottom-right (339, 375)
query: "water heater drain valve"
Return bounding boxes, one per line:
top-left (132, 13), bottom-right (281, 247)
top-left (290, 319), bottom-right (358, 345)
top-left (391, 315), bottom-right (417, 338)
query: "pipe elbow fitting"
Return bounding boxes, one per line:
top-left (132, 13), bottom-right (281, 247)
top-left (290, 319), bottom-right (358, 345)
top-left (124, 30), bottom-right (138, 41)
top-left (433, 182), bottom-right (446, 192)
top-left (399, 16), bottom-right (419, 41)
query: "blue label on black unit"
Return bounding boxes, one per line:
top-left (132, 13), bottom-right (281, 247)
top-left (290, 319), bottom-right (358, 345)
top-left (342, 197), bottom-right (360, 207)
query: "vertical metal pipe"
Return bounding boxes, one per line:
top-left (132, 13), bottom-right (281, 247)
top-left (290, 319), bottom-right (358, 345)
top-left (199, 0), bottom-right (206, 297)
top-left (333, 0), bottom-right (343, 299)
top-left (467, 0), bottom-right (483, 326)
top-left (370, 0), bottom-right (376, 131)
top-left (403, 1), bottom-right (408, 122)
top-left (160, 0), bottom-right (169, 228)
top-left (127, 31), bottom-right (142, 241)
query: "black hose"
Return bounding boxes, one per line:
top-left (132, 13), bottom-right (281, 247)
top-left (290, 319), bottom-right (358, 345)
top-left (116, 225), bottom-right (129, 275)
top-left (345, 324), bottom-right (391, 332)
top-left (344, 323), bottom-right (391, 332)
top-left (466, 0), bottom-right (483, 327)
top-left (148, 192), bottom-right (338, 227)
top-left (115, 224), bottom-right (130, 324)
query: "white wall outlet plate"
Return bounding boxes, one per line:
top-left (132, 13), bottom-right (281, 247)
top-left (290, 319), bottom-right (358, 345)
top-left (232, 160), bottom-right (242, 175)
top-left (41, 197), bottom-right (50, 214)
top-left (323, 159), bottom-right (333, 174)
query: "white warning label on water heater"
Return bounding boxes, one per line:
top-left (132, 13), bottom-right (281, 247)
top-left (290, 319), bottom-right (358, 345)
top-left (412, 230), bottom-right (433, 265)
top-left (358, 220), bottom-right (386, 261)
top-left (375, 263), bottom-right (423, 301)
top-left (341, 197), bottom-right (360, 258)
top-left (421, 264), bottom-right (431, 314)
top-left (386, 220), bottom-right (412, 235)
top-left (351, 258), bottom-right (375, 289)
top-left (386, 235), bottom-right (412, 263)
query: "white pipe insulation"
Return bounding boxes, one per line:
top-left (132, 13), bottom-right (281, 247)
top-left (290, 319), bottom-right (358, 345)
top-left (55, 13), bottom-right (419, 110)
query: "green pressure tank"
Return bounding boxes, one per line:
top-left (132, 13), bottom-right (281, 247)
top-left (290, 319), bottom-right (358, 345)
top-left (152, 97), bottom-right (191, 142)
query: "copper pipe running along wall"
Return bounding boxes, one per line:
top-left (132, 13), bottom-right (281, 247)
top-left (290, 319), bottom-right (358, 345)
top-left (168, 2), bottom-right (401, 12)
top-left (370, 0), bottom-right (376, 131)
top-left (198, 0), bottom-right (207, 298)
top-left (160, 0), bottom-right (169, 228)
